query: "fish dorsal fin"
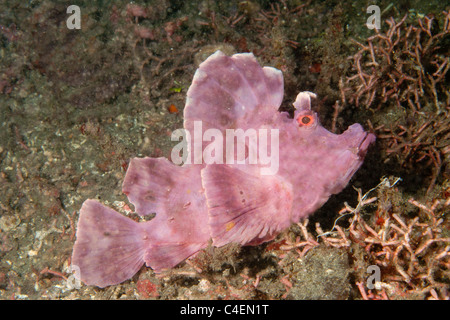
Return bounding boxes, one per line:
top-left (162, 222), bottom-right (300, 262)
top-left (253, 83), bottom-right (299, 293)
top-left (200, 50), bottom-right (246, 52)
top-left (183, 51), bottom-right (284, 164)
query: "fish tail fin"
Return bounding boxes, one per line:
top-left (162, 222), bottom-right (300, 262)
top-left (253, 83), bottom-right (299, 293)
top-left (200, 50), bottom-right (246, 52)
top-left (71, 199), bottom-right (146, 288)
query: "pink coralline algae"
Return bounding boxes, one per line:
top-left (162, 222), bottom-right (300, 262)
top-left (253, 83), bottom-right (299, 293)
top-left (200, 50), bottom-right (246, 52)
top-left (72, 51), bottom-right (375, 287)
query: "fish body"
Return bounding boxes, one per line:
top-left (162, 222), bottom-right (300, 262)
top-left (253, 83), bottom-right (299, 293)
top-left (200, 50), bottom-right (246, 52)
top-left (72, 51), bottom-right (375, 287)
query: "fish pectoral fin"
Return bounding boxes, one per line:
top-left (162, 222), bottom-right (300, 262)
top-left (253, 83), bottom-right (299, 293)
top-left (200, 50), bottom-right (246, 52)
top-left (201, 164), bottom-right (293, 247)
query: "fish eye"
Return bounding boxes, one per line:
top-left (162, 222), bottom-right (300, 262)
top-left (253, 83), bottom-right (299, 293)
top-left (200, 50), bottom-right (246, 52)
top-left (296, 114), bottom-right (315, 127)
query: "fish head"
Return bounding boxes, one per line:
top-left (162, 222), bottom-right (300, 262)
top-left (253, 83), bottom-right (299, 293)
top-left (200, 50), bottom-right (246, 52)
top-left (288, 92), bottom-right (376, 220)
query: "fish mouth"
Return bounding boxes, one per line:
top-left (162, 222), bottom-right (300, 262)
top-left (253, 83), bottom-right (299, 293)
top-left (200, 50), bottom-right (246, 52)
top-left (356, 131), bottom-right (376, 158)
top-left (342, 124), bottom-right (376, 159)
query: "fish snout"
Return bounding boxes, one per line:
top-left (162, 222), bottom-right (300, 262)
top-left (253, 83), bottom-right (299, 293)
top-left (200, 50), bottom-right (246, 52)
top-left (342, 124), bottom-right (376, 159)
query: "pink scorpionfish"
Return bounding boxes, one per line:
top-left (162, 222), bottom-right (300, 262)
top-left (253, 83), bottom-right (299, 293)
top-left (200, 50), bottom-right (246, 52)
top-left (72, 51), bottom-right (375, 287)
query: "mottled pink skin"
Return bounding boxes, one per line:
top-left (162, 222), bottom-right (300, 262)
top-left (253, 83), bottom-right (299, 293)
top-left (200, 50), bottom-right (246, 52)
top-left (71, 51), bottom-right (375, 287)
